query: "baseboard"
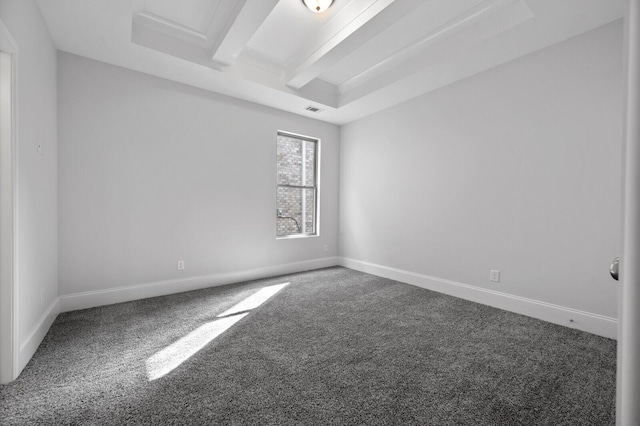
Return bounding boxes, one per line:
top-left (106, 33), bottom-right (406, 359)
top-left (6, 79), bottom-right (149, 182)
top-left (18, 297), bottom-right (60, 374)
top-left (60, 257), bottom-right (339, 313)
top-left (339, 257), bottom-right (618, 340)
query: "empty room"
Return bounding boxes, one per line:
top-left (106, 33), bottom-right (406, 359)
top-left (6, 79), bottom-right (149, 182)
top-left (1, 0), bottom-right (638, 424)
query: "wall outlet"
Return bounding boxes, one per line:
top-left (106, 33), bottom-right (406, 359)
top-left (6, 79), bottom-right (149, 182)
top-left (323, 244), bottom-right (328, 253)
top-left (490, 270), bottom-right (500, 283)
top-left (177, 260), bottom-right (185, 271)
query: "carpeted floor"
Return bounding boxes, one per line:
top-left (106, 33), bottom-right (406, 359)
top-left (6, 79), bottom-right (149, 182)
top-left (0, 267), bottom-right (617, 425)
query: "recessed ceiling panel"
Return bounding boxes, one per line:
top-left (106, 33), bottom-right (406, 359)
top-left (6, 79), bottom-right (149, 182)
top-left (320, 0), bottom-right (486, 85)
top-left (143, 0), bottom-right (221, 34)
top-left (246, 0), bottom-right (349, 65)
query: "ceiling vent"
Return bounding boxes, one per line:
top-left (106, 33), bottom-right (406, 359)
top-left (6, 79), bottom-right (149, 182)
top-left (305, 105), bottom-right (323, 113)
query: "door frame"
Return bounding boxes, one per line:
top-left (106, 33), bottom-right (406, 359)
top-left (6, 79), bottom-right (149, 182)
top-left (618, 1), bottom-right (640, 423)
top-left (0, 18), bottom-right (19, 385)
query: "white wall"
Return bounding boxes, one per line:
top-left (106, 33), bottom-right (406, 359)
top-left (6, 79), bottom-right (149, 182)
top-left (58, 53), bottom-right (339, 309)
top-left (0, 0), bottom-right (59, 373)
top-left (339, 21), bottom-right (623, 338)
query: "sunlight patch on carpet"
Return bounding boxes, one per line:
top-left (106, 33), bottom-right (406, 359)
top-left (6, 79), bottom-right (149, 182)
top-left (146, 282), bottom-right (289, 381)
top-left (146, 313), bottom-right (248, 381)
top-left (217, 282), bottom-right (289, 318)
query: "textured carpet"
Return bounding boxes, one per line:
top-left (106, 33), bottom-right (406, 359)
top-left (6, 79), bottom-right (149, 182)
top-left (0, 267), bottom-right (616, 425)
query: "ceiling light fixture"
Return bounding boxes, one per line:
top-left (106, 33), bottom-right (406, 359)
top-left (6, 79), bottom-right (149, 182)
top-left (302, 0), bottom-right (334, 14)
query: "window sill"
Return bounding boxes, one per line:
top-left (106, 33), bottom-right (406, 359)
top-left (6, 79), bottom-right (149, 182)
top-left (276, 233), bottom-right (318, 240)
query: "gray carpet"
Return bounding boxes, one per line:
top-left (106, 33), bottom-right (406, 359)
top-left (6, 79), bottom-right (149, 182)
top-left (0, 267), bottom-right (616, 425)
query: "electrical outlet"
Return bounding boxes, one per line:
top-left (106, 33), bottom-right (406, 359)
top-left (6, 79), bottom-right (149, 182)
top-left (490, 270), bottom-right (500, 283)
top-left (323, 244), bottom-right (328, 253)
top-left (177, 260), bottom-right (185, 271)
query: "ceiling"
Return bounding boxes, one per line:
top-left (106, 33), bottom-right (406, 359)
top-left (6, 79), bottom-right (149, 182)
top-left (36, 0), bottom-right (624, 125)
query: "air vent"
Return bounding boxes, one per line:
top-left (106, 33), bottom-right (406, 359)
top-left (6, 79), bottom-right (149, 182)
top-left (305, 105), bottom-right (323, 113)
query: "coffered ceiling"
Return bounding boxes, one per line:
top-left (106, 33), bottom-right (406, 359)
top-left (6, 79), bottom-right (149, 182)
top-left (36, 0), bottom-right (624, 124)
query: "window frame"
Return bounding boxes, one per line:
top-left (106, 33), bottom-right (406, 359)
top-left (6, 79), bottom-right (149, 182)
top-left (275, 130), bottom-right (320, 239)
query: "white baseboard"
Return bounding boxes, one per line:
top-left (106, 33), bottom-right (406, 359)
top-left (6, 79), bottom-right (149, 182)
top-left (339, 257), bottom-right (617, 340)
top-left (18, 297), bottom-right (60, 373)
top-left (60, 257), bottom-right (339, 313)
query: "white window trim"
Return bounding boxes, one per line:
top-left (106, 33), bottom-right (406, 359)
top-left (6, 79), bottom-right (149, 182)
top-left (276, 130), bottom-right (320, 239)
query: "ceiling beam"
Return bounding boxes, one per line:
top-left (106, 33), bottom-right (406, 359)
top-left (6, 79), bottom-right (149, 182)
top-left (284, 0), bottom-right (423, 90)
top-left (210, 0), bottom-right (280, 66)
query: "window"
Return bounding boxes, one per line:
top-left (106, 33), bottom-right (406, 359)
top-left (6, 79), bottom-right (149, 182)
top-left (276, 131), bottom-right (319, 238)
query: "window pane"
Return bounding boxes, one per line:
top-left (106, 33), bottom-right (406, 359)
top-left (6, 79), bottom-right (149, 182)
top-left (302, 141), bottom-right (316, 187)
top-left (277, 135), bottom-right (316, 187)
top-left (276, 186), bottom-right (316, 237)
